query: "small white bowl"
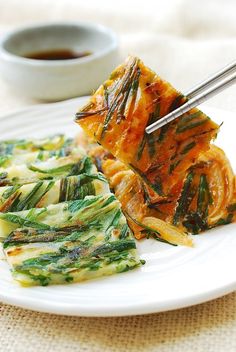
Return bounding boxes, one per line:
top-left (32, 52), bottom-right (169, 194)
top-left (0, 22), bottom-right (119, 101)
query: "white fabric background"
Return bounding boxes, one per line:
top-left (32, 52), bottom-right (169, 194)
top-left (0, 0), bottom-right (235, 351)
top-left (0, 0), bottom-right (236, 113)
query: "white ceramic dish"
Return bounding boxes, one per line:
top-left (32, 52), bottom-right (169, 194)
top-left (0, 22), bottom-right (119, 100)
top-left (0, 97), bottom-right (235, 317)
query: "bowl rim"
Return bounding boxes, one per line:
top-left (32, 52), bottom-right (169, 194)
top-left (0, 21), bottom-right (119, 67)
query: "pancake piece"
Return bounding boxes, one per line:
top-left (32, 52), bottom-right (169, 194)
top-left (3, 194), bottom-right (142, 286)
top-left (76, 56), bottom-right (219, 196)
top-left (88, 144), bottom-right (235, 242)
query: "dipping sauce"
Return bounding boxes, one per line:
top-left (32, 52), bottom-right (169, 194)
top-left (24, 49), bottom-right (91, 60)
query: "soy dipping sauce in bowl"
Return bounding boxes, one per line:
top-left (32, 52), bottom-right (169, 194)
top-left (24, 49), bottom-right (91, 61)
top-left (0, 22), bottom-right (119, 100)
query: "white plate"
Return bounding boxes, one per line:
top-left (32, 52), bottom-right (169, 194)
top-left (0, 97), bottom-right (235, 317)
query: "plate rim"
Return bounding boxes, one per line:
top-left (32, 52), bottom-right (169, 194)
top-left (0, 275), bottom-right (235, 317)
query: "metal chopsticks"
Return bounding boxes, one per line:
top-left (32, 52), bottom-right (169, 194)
top-left (184, 60), bottom-right (236, 99)
top-left (145, 60), bottom-right (236, 134)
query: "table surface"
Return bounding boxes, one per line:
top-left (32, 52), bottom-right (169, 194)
top-left (0, 0), bottom-right (235, 351)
